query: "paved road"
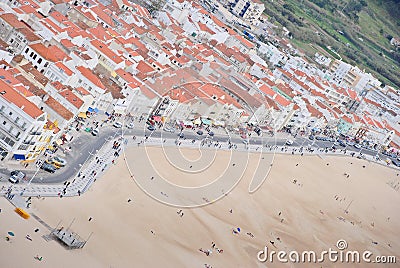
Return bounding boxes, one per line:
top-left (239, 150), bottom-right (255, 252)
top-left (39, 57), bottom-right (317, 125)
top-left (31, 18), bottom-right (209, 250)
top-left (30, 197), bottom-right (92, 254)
top-left (0, 122), bottom-right (396, 185)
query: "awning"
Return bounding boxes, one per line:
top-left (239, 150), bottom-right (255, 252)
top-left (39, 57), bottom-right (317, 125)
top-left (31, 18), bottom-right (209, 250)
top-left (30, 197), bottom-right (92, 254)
top-left (55, 139), bottom-right (63, 145)
top-left (13, 154), bottom-right (25, 160)
top-left (153, 116), bottom-right (162, 122)
top-left (183, 120), bottom-right (193, 127)
top-left (78, 112), bottom-right (87, 119)
top-left (213, 120), bottom-right (225, 127)
top-left (87, 107), bottom-right (98, 113)
top-left (201, 118), bottom-right (212, 125)
top-left (113, 107), bottom-right (126, 115)
top-left (63, 133), bottom-right (72, 141)
top-left (193, 118), bottom-right (201, 125)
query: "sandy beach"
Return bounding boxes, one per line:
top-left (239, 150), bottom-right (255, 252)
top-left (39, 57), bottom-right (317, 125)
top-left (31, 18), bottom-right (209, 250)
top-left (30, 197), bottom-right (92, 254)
top-left (1, 145), bottom-right (399, 267)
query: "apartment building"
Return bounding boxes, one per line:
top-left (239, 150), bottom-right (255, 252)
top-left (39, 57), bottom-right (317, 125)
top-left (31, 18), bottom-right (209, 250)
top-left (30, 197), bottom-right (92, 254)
top-left (0, 78), bottom-right (47, 161)
top-left (229, 0), bottom-right (265, 25)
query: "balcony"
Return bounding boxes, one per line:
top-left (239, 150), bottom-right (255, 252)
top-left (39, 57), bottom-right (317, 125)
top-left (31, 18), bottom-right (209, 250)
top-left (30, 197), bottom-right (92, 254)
top-left (30, 131), bottom-right (42, 135)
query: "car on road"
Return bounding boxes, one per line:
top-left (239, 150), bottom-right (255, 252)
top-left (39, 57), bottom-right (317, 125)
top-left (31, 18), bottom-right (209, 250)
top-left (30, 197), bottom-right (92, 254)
top-left (41, 162), bottom-right (56, 173)
top-left (353, 143), bottom-right (361, 149)
top-left (177, 132), bottom-right (184, 138)
top-left (9, 170), bottom-right (25, 183)
top-left (347, 141), bottom-right (355, 146)
top-left (127, 122), bottom-right (134, 129)
top-left (286, 140), bottom-right (294, 146)
top-left (392, 159), bottom-right (400, 167)
top-left (196, 130), bottom-right (203, 136)
top-left (338, 140), bottom-right (346, 147)
top-left (163, 126), bottom-right (175, 133)
top-left (315, 136), bottom-right (324, 140)
top-left (208, 131), bottom-right (214, 137)
top-left (147, 125), bottom-right (155, 131)
top-left (309, 135), bottom-right (314, 140)
top-left (92, 128), bottom-right (99, 136)
top-left (113, 122), bottom-right (123, 128)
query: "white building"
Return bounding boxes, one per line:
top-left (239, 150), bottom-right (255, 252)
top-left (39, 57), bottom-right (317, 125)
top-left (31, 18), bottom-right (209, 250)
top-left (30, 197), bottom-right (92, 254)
top-left (0, 78), bottom-right (47, 161)
top-left (229, 0), bottom-right (265, 26)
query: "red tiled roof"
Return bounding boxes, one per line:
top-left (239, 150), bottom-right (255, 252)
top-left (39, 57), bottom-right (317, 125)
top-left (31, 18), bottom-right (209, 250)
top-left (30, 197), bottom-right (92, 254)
top-left (0, 79), bottom-right (43, 119)
top-left (29, 44), bottom-right (68, 62)
top-left (115, 69), bottom-right (141, 87)
top-left (55, 61), bottom-right (73, 76)
top-left (18, 28), bottom-right (40, 42)
top-left (76, 66), bottom-right (105, 89)
top-left (45, 95), bottom-right (73, 120)
top-left (59, 88), bottom-right (84, 109)
top-left (139, 85), bottom-right (157, 99)
top-left (90, 39), bottom-right (123, 64)
top-left (342, 115), bottom-right (353, 124)
top-left (198, 22), bottom-right (215, 35)
top-left (75, 86), bottom-right (90, 96)
top-left (0, 13), bottom-right (26, 29)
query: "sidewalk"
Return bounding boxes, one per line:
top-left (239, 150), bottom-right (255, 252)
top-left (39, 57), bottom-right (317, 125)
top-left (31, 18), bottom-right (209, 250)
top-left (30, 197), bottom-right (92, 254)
top-left (1, 129), bottom-right (398, 208)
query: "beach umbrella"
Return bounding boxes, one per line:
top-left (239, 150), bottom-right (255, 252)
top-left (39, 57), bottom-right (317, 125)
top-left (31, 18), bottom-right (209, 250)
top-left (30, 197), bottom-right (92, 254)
top-left (7, 231), bottom-right (15, 236)
top-left (236, 227), bottom-right (241, 232)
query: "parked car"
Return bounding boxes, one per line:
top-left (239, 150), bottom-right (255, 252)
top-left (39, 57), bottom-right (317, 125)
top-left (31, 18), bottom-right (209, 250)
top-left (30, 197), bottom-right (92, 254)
top-left (52, 156), bottom-right (67, 167)
top-left (196, 130), bottom-right (204, 135)
top-left (113, 122), bottom-right (123, 128)
top-left (309, 135), bottom-right (314, 140)
top-left (127, 122), bottom-right (134, 129)
top-left (92, 128), bottom-right (99, 136)
top-left (208, 131), bottom-right (214, 137)
top-left (147, 125), bottom-right (155, 131)
top-left (177, 132), bottom-right (184, 138)
top-left (9, 170), bottom-right (25, 183)
top-left (41, 162), bottom-right (56, 173)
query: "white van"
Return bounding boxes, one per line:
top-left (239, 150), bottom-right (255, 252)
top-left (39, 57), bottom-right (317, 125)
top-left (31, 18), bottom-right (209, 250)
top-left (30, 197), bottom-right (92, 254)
top-left (9, 171), bottom-right (25, 183)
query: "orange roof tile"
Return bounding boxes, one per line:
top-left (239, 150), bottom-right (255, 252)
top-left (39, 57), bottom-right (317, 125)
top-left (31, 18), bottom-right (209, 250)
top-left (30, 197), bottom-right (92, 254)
top-left (29, 44), bottom-right (68, 62)
top-left (0, 79), bottom-right (43, 119)
top-left (0, 13), bottom-right (26, 29)
top-left (45, 96), bottom-right (73, 120)
top-left (55, 61), bottom-right (73, 76)
top-left (76, 66), bottom-right (105, 89)
top-left (90, 39), bottom-right (123, 64)
top-left (115, 69), bottom-right (141, 87)
top-left (75, 86), bottom-right (90, 96)
top-left (59, 88), bottom-right (84, 109)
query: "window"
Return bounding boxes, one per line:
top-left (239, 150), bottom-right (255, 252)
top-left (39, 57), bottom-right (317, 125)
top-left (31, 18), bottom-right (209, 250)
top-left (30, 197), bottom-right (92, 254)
top-left (33, 54), bottom-right (37, 60)
top-left (30, 52), bottom-right (34, 57)
top-left (22, 122), bottom-right (26, 129)
top-left (37, 58), bottom-right (42, 64)
top-left (8, 112), bottom-right (12, 116)
top-left (15, 117), bottom-right (19, 123)
top-left (10, 38), bottom-right (14, 43)
top-left (44, 62), bottom-right (49, 67)
top-left (2, 121), bottom-right (6, 125)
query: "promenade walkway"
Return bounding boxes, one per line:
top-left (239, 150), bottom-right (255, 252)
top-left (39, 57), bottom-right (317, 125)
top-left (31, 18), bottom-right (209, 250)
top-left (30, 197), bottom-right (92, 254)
top-left (0, 131), bottom-right (397, 208)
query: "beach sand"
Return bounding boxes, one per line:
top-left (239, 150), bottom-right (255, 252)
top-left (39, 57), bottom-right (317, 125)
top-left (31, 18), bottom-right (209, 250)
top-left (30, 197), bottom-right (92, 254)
top-left (1, 146), bottom-right (399, 267)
